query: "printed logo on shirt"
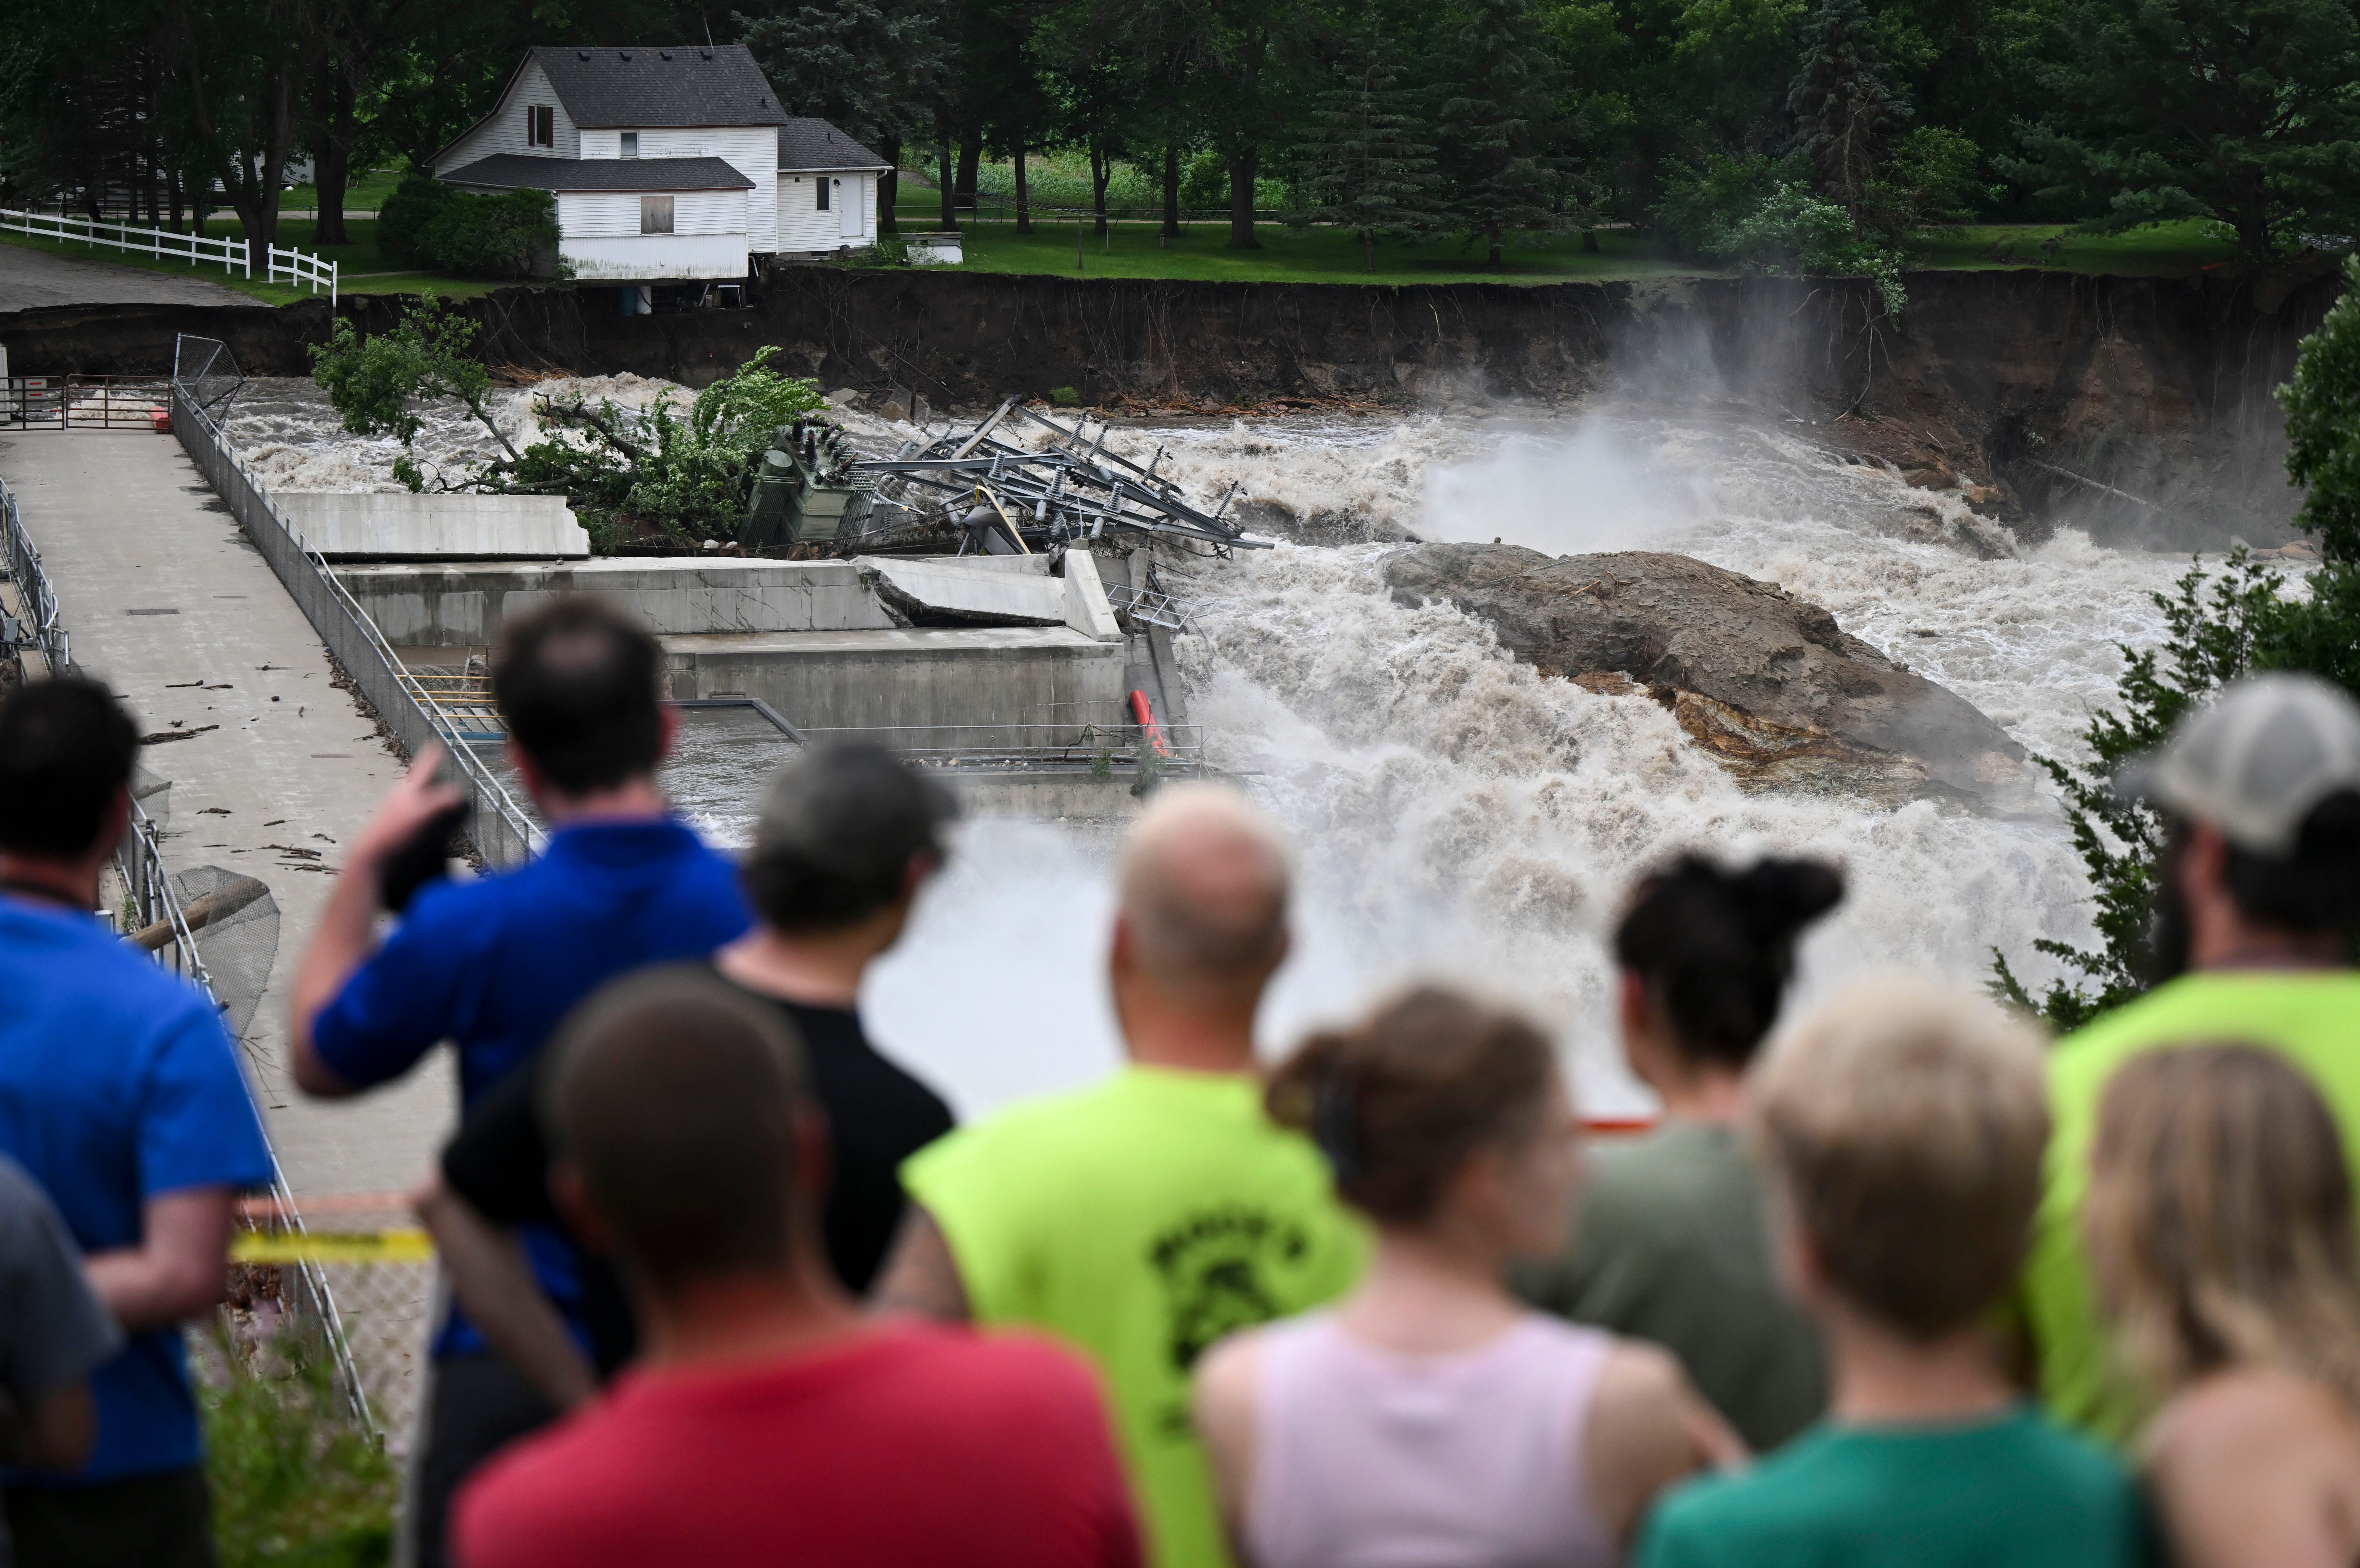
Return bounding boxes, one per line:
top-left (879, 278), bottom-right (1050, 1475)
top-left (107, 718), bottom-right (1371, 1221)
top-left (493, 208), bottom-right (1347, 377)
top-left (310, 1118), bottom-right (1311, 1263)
top-left (1147, 1204), bottom-right (1312, 1371)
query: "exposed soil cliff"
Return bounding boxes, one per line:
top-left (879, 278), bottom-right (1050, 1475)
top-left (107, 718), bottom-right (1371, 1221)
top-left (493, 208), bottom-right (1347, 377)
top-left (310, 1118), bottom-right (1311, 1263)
top-left (3, 263), bottom-right (2337, 547)
top-left (1384, 541), bottom-right (2028, 805)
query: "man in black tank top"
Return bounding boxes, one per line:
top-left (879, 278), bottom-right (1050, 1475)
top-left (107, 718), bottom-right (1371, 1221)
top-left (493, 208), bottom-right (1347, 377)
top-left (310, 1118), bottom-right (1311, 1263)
top-left (428, 744), bottom-right (959, 1384)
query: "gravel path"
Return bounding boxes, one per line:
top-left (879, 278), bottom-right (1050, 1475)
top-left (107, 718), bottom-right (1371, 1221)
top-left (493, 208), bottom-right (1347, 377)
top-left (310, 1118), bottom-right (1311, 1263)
top-left (0, 240), bottom-right (256, 310)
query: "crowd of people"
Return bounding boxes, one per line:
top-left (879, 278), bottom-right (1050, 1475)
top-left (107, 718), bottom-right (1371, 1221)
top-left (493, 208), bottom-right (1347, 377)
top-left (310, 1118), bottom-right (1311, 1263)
top-left (0, 592), bottom-right (2356, 1568)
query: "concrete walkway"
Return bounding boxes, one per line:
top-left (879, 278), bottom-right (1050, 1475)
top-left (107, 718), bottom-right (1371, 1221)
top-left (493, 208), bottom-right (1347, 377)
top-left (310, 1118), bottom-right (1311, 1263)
top-left (0, 428), bottom-right (456, 1195)
top-left (0, 241), bottom-right (255, 311)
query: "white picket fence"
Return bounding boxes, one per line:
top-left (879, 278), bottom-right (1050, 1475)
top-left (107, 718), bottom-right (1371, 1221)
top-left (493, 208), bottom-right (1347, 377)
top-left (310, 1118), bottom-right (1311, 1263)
top-left (1, 208), bottom-right (335, 303)
top-left (267, 244), bottom-right (337, 304)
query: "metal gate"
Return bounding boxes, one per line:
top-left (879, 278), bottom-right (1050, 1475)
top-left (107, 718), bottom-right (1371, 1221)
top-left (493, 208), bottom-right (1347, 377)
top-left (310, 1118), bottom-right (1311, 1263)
top-left (0, 375), bottom-right (173, 429)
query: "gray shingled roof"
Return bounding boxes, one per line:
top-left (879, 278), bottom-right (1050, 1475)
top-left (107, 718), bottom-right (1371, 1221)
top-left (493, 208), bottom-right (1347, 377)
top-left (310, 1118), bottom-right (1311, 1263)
top-left (529, 43), bottom-right (789, 128)
top-left (441, 154), bottom-right (755, 191)
top-left (778, 118), bottom-right (888, 172)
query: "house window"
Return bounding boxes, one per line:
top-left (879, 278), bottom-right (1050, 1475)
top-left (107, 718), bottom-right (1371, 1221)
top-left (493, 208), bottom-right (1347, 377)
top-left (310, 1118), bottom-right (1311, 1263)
top-left (640, 194), bottom-right (674, 234)
top-left (620, 131), bottom-right (639, 159)
top-left (815, 178), bottom-right (830, 211)
top-left (527, 105), bottom-right (553, 147)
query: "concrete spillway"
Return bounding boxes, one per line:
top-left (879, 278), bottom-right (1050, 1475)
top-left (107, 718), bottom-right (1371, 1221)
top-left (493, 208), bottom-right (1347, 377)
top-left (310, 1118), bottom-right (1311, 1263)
top-left (333, 554), bottom-right (1156, 754)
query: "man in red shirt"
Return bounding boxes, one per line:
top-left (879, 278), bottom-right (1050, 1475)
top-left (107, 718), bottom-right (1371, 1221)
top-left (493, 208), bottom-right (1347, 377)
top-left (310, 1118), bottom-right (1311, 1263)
top-left (450, 966), bottom-right (1141, 1568)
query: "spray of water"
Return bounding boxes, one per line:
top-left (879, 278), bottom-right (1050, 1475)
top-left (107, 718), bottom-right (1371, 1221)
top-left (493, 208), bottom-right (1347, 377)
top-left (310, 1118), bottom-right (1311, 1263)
top-left (224, 382), bottom-right (2239, 1117)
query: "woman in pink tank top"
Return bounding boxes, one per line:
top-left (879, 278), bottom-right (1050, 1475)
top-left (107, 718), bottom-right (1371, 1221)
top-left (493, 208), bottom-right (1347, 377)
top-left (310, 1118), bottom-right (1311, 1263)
top-left (1195, 988), bottom-right (1743, 1568)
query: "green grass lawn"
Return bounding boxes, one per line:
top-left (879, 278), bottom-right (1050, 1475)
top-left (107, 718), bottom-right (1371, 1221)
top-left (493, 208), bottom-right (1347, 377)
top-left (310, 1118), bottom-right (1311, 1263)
top-left (278, 168), bottom-right (405, 217)
top-left (0, 216), bottom-right (511, 304)
top-left (1910, 220), bottom-right (2244, 275)
top-left (889, 180), bottom-right (2255, 286)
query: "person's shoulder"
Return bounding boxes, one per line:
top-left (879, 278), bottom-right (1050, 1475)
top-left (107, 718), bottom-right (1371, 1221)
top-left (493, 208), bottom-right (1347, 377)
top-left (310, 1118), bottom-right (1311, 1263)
top-left (2148, 1368), bottom-right (2360, 1480)
top-left (883, 1324), bottom-right (1112, 1424)
top-left (908, 1081), bottom-right (1116, 1169)
top-left (2003, 1405), bottom-right (2136, 1483)
top-left (452, 1405), bottom-right (640, 1567)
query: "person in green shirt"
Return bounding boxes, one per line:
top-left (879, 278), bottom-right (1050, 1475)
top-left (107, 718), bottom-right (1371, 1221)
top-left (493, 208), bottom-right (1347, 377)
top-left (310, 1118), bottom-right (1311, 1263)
top-left (877, 785), bottom-right (1366, 1568)
top-left (2025, 673), bottom-right (2360, 1441)
top-left (1635, 977), bottom-right (2143, 1568)
top-left (1517, 854), bottom-right (1841, 1452)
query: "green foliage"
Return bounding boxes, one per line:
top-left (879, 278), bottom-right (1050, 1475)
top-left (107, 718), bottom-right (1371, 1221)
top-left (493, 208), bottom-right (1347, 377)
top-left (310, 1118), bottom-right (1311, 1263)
top-left (738, 0), bottom-right (948, 159)
top-left (1292, 19), bottom-right (1445, 267)
top-left (1435, 0), bottom-right (1576, 264)
top-left (1996, 269), bottom-right (2360, 1029)
top-left (1051, 384), bottom-right (1082, 405)
top-left (2005, 0), bottom-right (2360, 258)
top-left (417, 188), bottom-right (558, 281)
top-left (1862, 126), bottom-right (1993, 236)
top-left (377, 172), bottom-right (556, 280)
top-left (2279, 257), bottom-right (2360, 565)
top-left (306, 293), bottom-right (514, 490)
top-left (487, 347), bottom-right (827, 548)
top-left (1991, 551), bottom-right (2289, 1030)
top-left (1787, 0), bottom-right (1910, 217)
top-left (1650, 152), bottom-right (1794, 256)
top-left (1653, 156), bottom-right (1908, 311)
top-left (374, 168), bottom-right (450, 267)
top-left (203, 1326), bottom-right (395, 1568)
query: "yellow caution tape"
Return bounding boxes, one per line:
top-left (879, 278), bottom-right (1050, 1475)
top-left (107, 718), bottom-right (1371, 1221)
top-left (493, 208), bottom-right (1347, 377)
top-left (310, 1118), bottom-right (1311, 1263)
top-left (232, 1229), bottom-right (436, 1265)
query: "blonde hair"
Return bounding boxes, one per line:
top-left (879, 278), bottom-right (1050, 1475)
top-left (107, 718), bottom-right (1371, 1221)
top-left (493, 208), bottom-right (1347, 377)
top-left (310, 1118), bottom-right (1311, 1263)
top-left (1749, 976), bottom-right (2049, 1340)
top-left (2084, 1045), bottom-right (2360, 1414)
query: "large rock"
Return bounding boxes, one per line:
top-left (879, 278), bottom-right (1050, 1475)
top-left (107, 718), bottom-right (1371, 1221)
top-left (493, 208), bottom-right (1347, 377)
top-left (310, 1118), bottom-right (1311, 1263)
top-left (1384, 544), bottom-right (2025, 803)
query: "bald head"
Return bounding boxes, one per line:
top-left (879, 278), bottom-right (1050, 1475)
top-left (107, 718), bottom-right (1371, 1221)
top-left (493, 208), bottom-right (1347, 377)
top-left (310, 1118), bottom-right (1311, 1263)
top-left (1116, 784), bottom-right (1292, 1008)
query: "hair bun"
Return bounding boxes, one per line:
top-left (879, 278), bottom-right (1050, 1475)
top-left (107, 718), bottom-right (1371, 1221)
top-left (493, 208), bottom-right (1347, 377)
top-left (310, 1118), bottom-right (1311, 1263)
top-left (1734, 858), bottom-right (1845, 938)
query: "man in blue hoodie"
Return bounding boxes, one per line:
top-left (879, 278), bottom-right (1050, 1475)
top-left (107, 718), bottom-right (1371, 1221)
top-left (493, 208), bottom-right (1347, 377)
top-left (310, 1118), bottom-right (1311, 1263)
top-left (289, 598), bottom-right (749, 1568)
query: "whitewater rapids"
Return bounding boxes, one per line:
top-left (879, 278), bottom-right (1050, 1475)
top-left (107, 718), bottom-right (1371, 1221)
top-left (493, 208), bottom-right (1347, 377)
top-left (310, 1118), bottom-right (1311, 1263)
top-left (222, 380), bottom-right (2256, 1117)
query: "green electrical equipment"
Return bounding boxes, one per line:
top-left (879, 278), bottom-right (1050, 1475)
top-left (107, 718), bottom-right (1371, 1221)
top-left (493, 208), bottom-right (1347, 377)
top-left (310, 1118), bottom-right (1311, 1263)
top-left (740, 418), bottom-right (876, 550)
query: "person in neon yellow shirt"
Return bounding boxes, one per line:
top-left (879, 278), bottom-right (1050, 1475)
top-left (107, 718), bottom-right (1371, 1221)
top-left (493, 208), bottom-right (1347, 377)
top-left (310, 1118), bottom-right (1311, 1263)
top-left (877, 786), bottom-right (1367, 1568)
top-left (2025, 673), bottom-right (2360, 1441)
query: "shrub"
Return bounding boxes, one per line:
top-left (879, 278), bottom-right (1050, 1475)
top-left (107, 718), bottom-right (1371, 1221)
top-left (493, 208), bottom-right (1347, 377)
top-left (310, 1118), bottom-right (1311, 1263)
top-left (374, 168), bottom-right (452, 267)
top-left (375, 169), bottom-right (558, 279)
top-left (1050, 385), bottom-right (1080, 406)
top-left (418, 188), bottom-right (558, 280)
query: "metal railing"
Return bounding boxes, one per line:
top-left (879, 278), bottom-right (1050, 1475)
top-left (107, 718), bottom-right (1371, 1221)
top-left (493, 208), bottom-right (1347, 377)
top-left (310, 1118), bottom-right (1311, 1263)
top-left (798, 721), bottom-right (1209, 772)
top-left (114, 800), bottom-right (380, 1436)
top-left (169, 336), bottom-right (542, 869)
top-left (0, 472), bottom-right (69, 674)
top-left (2, 471), bottom-right (379, 1433)
top-left (1, 206), bottom-right (249, 275)
top-left (1105, 580), bottom-right (1193, 632)
top-left (266, 244), bottom-right (338, 305)
top-left (2, 377), bottom-right (173, 431)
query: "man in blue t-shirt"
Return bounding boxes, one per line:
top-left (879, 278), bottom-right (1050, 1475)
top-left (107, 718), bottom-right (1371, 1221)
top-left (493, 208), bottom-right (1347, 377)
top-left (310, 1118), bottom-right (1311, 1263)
top-left (0, 678), bottom-right (276, 1568)
top-left (288, 597), bottom-right (749, 1568)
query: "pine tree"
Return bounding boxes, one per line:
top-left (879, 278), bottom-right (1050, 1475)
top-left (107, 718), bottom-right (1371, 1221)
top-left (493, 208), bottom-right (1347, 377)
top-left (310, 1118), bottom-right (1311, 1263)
top-left (1295, 18), bottom-right (1444, 268)
top-left (1433, 0), bottom-right (1572, 266)
top-left (1786, 0), bottom-right (1909, 221)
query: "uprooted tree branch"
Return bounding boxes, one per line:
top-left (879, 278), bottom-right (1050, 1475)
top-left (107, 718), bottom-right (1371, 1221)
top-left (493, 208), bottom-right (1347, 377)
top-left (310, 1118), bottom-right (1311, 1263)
top-left (309, 295), bottom-right (829, 549)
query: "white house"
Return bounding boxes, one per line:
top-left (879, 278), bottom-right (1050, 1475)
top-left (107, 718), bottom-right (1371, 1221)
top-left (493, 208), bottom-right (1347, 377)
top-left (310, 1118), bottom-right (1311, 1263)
top-left (431, 46), bottom-right (888, 283)
top-left (774, 120), bottom-right (890, 255)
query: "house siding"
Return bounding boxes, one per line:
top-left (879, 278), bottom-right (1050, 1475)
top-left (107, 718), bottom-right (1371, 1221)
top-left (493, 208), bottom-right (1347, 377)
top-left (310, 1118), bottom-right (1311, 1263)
top-left (434, 60), bottom-right (579, 172)
top-left (556, 188), bottom-right (749, 280)
top-left (776, 172), bottom-right (875, 253)
top-left (583, 126), bottom-right (774, 252)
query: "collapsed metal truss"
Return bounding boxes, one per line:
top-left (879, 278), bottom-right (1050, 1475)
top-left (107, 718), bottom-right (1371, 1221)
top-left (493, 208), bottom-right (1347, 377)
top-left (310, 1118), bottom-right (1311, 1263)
top-left (844, 398), bottom-right (1272, 559)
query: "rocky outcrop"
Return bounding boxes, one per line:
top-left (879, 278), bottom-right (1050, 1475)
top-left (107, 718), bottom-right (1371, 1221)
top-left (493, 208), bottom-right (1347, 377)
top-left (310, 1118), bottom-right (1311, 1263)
top-left (1384, 543), bottom-right (2026, 804)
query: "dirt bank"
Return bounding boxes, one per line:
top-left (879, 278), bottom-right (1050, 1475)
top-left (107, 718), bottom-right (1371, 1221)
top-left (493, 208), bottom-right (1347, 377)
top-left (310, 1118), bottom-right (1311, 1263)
top-left (4, 264), bottom-right (2338, 547)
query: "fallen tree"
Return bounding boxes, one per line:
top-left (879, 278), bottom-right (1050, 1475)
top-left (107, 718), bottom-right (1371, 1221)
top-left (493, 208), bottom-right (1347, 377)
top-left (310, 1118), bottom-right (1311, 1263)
top-left (310, 294), bottom-right (828, 550)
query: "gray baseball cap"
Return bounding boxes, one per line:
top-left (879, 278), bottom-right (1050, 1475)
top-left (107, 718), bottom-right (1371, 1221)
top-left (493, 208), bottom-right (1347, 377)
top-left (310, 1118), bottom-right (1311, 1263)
top-left (2118, 673), bottom-right (2360, 856)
